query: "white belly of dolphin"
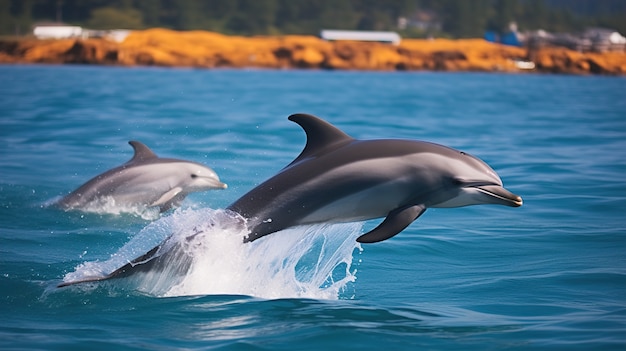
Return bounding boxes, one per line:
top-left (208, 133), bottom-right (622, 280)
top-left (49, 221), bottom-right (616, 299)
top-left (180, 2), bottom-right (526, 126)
top-left (299, 181), bottom-right (409, 224)
top-left (115, 170), bottom-right (179, 195)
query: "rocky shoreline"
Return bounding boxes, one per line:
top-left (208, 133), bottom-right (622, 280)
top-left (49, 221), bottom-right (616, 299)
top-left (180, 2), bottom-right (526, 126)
top-left (1, 28), bottom-right (625, 75)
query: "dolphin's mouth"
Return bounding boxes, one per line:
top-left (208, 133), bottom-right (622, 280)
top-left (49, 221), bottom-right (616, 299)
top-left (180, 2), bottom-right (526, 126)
top-left (472, 185), bottom-right (523, 207)
top-left (193, 175), bottom-right (228, 189)
top-left (215, 181), bottom-right (228, 189)
top-left (210, 180), bottom-right (228, 189)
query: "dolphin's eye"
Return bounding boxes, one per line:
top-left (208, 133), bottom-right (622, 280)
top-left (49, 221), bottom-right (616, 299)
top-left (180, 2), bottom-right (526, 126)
top-left (460, 151), bottom-right (467, 156)
top-left (190, 174), bottom-right (198, 179)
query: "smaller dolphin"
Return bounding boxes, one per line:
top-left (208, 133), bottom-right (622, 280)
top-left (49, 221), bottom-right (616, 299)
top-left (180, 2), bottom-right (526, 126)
top-left (56, 141), bottom-right (227, 213)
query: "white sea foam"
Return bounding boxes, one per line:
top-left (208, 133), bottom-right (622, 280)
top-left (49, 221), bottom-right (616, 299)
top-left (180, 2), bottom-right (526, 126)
top-left (63, 208), bottom-right (363, 300)
top-left (72, 196), bottom-right (162, 220)
top-left (46, 195), bottom-right (162, 220)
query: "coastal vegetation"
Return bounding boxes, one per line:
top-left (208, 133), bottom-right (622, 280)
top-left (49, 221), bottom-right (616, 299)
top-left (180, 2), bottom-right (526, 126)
top-left (2, 0), bottom-right (625, 38)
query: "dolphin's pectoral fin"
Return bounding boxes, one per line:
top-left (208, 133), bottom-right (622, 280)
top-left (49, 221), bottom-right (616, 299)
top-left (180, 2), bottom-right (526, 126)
top-left (357, 205), bottom-right (426, 243)
top-left (158, 194), bottom-right (186, 213)
top-left (151, 187), bottom-right (184, 209)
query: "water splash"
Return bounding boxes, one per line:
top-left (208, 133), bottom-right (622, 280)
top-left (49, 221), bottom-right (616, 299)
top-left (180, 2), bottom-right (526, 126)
top-left (45, 195), bottom-right (162, 220)
top-left (72, 196), bottom-right (163, 220)
top-left (62, 208), bottom-right (363, 300)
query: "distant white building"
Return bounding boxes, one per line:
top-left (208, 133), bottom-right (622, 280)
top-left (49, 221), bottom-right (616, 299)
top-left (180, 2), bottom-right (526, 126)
top-left (584, 28), bottom-right (626, 52)
top-left (320, 30), bottom-right (401, 45)
top-left (83, 29), bottom-right (131, 42)
top-left (106, 29), bottom-right (131, 43)
top-left (32, 23), bottom-right (132, 43)
top-left (33, 23), bottom-right (83, 39)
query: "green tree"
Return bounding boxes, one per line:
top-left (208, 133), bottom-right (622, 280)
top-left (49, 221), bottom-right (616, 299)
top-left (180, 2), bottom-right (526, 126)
top-left (2, 0), bottom-right (626, 38)
top-left (135, 0), bottom-right (160, 27)
top-left (317, 0), bottom-right (358, 30)
top-left (87, 6), bottom-right (143, 29)
top-left (436, 0), bottom-right (491, 38)
top-left (0, 0), bottom-right (14, 34)
top-left (173, 0), bottom-right (205, 30)
top-left (488, 0), bottom-right (520, 32)
top-left (13, 0), bottom-right (34, 35)
top-left (225, 0), bottom-right (277, 34)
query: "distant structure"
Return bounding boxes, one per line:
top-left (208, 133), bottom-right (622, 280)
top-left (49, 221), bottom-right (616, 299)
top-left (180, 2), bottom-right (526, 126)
top-left (104, 30), bottom-right (131, 43)
top-left (583, 28), bottom-right (626, 52)
top-left (397, 11), bottom-right (442, 34)
top-left (88, 29), bottom-right (131, 43)
top-left (486, 21), bottom-right (626, 53)
top-left (484, 22), bottom-right (523, 47)
top-left (320, 30), bottom-right (401, 45)
top-left (33, 23), bottom-right (84, 39)
top-left (32, 23), bottom-right (131, 42)
top-left (526, 28), bottom-right (626, 52)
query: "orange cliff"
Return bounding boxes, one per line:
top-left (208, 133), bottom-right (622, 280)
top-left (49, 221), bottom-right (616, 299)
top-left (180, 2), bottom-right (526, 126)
top-left (1, 28), bottom-right (625, 75)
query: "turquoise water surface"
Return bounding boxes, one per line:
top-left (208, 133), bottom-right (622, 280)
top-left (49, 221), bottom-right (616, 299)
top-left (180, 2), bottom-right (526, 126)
top-left (1, 65), bottom-right (625, 350)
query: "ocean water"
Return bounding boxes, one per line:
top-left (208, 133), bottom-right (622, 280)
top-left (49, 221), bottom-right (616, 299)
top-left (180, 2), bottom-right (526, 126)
top-left (1, 65), bottom-right (625, 350)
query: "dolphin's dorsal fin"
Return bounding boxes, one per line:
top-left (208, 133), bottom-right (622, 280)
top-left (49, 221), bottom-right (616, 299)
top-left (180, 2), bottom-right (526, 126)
top-left (128, 140), bottom-right (158, 163)
top-left (286, 113), bottom-right (354, 167)
top-left (357, 205), bottom-right (427, 243)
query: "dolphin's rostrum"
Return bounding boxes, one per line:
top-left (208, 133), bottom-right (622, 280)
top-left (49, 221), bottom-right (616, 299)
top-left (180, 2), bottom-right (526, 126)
top-left (56, 141), bottom-right (227, 213)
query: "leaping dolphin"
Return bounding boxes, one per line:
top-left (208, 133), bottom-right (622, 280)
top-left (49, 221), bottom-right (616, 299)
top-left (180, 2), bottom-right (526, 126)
top-left (227, 113), bottom-right (522, 243)
top-left (58, 114), bottom-right (522, 287)
top-left (56, 141), bottom-right (227, 213)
